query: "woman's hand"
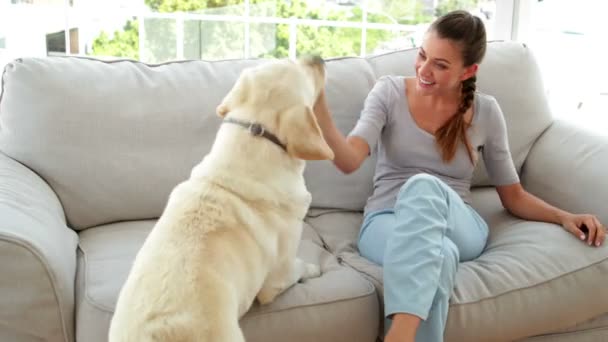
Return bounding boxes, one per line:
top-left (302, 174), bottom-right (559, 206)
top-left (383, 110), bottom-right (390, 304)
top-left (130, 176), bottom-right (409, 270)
top-left (558, 213), bottom-right (606, 247)
top-left (310, 89), bottom-right (369, 174)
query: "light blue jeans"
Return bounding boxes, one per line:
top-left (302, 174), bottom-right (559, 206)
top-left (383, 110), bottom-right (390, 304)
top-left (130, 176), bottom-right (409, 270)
top-left (358, 173), bottom-right (489, 342)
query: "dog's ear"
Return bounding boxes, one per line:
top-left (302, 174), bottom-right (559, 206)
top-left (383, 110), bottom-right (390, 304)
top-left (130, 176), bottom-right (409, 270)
top-left (283, 105), bottom-right (334, 161)
top-left (217, 70), bottom-right (251, 117)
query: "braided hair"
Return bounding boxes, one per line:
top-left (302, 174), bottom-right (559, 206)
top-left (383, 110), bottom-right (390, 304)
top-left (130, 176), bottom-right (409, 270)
top-left (430, 10), bottom-right (486, 163)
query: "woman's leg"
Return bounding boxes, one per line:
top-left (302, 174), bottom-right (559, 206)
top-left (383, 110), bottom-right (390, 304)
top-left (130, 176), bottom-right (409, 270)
top-left (358, 209), bottom-right (397, 266)
top-left (359, 173), bottom-right (488, 342)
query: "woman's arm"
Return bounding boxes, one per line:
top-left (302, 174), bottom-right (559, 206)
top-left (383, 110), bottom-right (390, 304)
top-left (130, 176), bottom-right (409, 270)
top-left (313, 91), bottom-right (370, 174)
top-left (496, 183), bottom-right (606, 247)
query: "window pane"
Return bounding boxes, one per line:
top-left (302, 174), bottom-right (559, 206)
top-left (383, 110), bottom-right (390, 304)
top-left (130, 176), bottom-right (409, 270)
top-left (524, 0), bottom-right (607, 132)
top-left (250, 1), bottom-right (277, 17)
top-left (366, 29), bottom-right (416, 56)
top-left (184, 20), bottom-right (245, 60)
top-left (0, 0), bottom-right (500, 69)
top-left (366, 0), bottom-right (433, 24)
top-left (248, 23), bottom-right (282, 59)
top-left (142, 18), bottom-right (176, 63)
top-left (145, 1), bottom-right (246, 62)
top-left (255, 0), bottom-right (355, 21)
top-left (296, 26), bottom-right (361, 58)
top-left (365, 0), bottom-right (496, 55)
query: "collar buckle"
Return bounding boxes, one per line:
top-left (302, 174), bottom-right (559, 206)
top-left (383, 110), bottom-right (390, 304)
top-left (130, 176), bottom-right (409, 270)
top-left (248, 123), bottom-right (265, 137)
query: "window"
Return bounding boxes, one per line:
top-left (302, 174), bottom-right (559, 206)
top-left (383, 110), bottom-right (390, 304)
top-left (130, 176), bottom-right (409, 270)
top-left (0, 1), bottom-right (67, 63)
top-left (518, 0), bottom-right (608, 133)
top-left (0, 0), bottom-right (498, 68)
top-left (134, 0), bottom-right (497, 62)
top-left (46, 28), bottom-right (79, 55)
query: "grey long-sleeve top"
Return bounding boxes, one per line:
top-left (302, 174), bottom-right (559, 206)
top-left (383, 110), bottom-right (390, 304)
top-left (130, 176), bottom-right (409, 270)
top-left (348, 76), bottom-right (520, 216)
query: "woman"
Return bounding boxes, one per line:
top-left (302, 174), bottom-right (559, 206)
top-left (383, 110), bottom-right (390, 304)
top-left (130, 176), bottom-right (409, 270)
top-left (312, 10), bottom-right (606, 342)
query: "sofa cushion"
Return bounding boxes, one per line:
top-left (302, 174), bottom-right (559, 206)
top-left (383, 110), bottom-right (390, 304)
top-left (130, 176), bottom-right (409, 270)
top-left (305, 209), bottom-right (387, 332)
top-left (0, 55), bottom-right (380, 229)
top-left (75, 220), bottom-right (379, 342)
top-left (366, 41), bottom-right (554, 187)
top-left (0, 152), bottom-right (78, 342)
top-left (309, 188), bottom-right (608, 341)
top-left (448, 188), bottom-right (608, 341)
top-left (518, 312), bottom-right (608, 342)
top-left (305, 208), bottom-right (363, 255)
top-left (0, 57), bottom-right (266, 229)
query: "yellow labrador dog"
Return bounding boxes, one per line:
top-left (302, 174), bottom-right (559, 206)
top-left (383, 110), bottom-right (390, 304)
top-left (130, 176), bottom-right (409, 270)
top-left (108, 57), bottom-right (333, 342)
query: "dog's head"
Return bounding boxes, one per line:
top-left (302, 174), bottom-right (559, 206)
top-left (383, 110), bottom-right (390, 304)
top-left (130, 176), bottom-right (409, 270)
top-left (216, 56), bottom-right (334, 161)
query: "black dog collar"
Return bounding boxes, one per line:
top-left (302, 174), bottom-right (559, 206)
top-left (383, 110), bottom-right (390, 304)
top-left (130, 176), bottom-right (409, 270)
top-left (223, 117), bottom-right (287, 152)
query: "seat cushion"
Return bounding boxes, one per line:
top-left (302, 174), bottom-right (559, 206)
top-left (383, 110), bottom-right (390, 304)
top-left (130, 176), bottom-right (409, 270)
top-left (75, 220), bottom-right (379, 342)
top-left (517, 312), bottom-right (608, 341)
top-left (308, 189), bottom-right (608, 341)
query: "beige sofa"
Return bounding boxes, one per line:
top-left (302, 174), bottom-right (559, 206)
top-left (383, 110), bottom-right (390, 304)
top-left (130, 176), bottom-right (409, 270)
top-left (1, 41), bottom-right (607, 342)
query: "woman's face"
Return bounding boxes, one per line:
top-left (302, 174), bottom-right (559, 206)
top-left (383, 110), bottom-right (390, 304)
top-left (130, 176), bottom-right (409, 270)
top-left (414, 31), bottom-right (477, 96)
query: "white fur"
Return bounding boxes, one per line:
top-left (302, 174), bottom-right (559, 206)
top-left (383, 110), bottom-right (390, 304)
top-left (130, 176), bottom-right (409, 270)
top-left (108, 58), bottom-right (333, 342)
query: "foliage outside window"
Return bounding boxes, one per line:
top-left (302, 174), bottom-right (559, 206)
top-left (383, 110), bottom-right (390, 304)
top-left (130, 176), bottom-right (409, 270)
top-left (91, 0), bottom-right (481, 63)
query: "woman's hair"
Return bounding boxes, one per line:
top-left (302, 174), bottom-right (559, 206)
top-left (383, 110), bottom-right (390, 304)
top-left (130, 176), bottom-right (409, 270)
top-left (430, 10), bottom-right (487, 163)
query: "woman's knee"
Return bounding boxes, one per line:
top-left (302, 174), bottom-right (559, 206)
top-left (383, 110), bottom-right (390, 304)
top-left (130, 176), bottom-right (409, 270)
top-left (397, 173), bottom-right (445, 199)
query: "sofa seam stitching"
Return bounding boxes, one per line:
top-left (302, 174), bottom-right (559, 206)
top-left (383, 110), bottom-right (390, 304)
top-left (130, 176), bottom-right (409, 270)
top-left (304, 219), bottom-right (334, 254)
top-left (337, 253), bottom-right (381, 287)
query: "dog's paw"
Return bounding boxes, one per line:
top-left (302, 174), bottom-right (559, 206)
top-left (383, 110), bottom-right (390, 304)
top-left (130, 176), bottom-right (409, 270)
top-left (302, 263), bottom-right (321, 280)
top-left (257, 286), bottom-right (282, 305)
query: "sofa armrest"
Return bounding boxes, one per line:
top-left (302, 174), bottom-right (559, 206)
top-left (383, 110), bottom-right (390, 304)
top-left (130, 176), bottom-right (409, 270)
top-left (0, 152), bottom-right (78, 342)
top-left (521, 120), bottom-right (608, 224)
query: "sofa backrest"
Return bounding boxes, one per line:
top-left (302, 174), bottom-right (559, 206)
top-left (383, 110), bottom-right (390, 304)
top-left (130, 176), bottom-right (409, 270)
top-left (0, 41), bottom-right (553, 230)
top-left (0, 57), bottom-right (266, 229)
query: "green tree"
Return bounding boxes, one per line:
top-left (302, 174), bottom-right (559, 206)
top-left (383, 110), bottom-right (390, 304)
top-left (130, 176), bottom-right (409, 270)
top-left (261, 1), bottom-right (372, 58)
top-left (92, 20), bottom-right (139, 59)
